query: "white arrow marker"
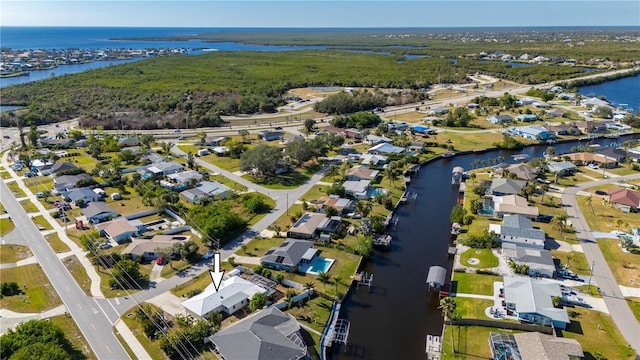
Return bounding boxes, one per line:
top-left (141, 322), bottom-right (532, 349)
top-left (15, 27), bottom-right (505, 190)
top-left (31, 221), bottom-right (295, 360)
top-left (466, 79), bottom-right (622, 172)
top-left (209, 252), bottom-right (225, 292)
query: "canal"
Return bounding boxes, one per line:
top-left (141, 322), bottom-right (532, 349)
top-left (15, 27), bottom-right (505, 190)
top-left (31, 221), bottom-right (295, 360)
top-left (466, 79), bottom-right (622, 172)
top-left (331, 135), bottom-right (637, 360)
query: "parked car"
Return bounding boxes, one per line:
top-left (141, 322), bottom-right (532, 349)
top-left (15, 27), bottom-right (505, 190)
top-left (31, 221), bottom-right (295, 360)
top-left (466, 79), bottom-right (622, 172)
top-left (274, 126), bottom-right (283, 130)
top-left (24, 172), bottom-right (36, 178)
top-left (536, 214), bottom-right (553, 223)
top-left (588, 163), bottom-right (599, 170)
top-left (156, 254), bottom-right (165, 265)
top-left (595, 190), bottom-right (607, 196)
top-left (36, 192), bottom-right (45, 198)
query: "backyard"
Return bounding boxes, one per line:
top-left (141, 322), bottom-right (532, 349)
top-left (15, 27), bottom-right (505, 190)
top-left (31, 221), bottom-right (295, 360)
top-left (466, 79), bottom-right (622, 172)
top-left (0, 264), bottom-right (62, 312)
top-left (452, 272), bottom-right (501, 296)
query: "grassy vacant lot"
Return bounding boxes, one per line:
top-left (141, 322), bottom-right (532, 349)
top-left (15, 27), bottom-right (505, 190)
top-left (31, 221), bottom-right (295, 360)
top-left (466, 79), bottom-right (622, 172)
top-left (0, 217), bottom-right (16, 236)
top-left (597, 238), bottom-right (640, 287)
top-left (452, 272), bottom-right (501, 296)
top-left (441, 325), bottom-right (519, 360)
top-left (0, 264), bottom-right (62, 312)
top-left (50, 314), bottom-right (97, 360)
top-left (287, 295), bottom-right (333, 334)
top-left (103, 186), bottom-right (156, 216)
top-left (459, 248), bottom-right (498, 268)
top-left (0, 244), bottom-right (32, 263)
top-left (242, 167), bottom-right (312, 189)
top-left (236, 236), bottom-right (284, 258)
top-left (121, 307), bottom-right (169, 360)
top-left (551, 250), bottom-right (591, 275)
top-left (23, 177), bottom-right (53, 195)
top-left (558, 307), bottom-right (636, 360)
top-left (578, 193), bottom-right (638, 233)
top-left (454, 297), bottom-right (493, 319)
top-left (159, 259), bottom-right (192, 278)
top-left (0, 171), bottom-right (11, 179)
top-left (392, 111), bottom-right (429, 123)
top-left (98, 260), bottom-right (152, 298)
top-left (171, 261), bottom-right (234, 298)
top-left (62, 256), bottom-right (92, 296)
top-left (209, 174), bottom-right (247, 192)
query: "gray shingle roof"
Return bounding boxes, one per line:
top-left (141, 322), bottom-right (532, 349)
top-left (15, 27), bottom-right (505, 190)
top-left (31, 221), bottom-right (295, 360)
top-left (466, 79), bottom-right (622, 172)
top-left (501, 215), bottom-right (546, 242)
top-left (262, 239), bottom-right (314, 267)
top-left (208, 307), bottom-right (306, 360)
top-left (489, 178), bottom-right (526, 195)
top-left (81, 202), bottom-right (117, 219)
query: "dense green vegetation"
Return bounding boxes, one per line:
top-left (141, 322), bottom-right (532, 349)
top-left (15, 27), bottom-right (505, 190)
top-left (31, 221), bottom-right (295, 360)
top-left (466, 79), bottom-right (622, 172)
top-left (314, 90), bottom-right (386, 114)
top-left (0, 319), bottom-right (85, 360)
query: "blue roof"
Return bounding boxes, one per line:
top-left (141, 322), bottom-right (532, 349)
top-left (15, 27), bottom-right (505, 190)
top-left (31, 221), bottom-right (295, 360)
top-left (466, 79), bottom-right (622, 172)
top-left (412, 125), bottom-right (429, 132)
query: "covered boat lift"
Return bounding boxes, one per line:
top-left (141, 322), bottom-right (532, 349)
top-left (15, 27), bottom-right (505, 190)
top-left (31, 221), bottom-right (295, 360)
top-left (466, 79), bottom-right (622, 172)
top-left (426, 265), bottom-right (447, 292)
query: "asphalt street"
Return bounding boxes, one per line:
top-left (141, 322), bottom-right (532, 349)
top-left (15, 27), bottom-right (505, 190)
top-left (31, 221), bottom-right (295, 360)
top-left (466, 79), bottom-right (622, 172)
top-left (561, 173), bottom-right (640, 354)
top-left (0, 181), bottom-right (130, 360)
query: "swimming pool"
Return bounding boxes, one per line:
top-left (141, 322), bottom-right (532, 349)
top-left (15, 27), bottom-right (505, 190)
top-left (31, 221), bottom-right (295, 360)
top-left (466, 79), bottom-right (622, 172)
top-left (367, 187), bottom-right (388, 198)
top-left (299, 257), bottom-right (335, 275)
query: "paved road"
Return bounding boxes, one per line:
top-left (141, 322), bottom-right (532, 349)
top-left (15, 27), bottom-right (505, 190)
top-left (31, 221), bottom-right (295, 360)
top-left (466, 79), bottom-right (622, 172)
top-left (0, 181), bottom-right (130, 360)
top-left (561, 173), bottom-right (640, 355)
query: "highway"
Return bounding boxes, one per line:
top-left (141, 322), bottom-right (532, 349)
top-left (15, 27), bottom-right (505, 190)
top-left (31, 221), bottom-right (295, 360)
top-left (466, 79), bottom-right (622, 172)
top-left (0, 180), bottom-right (130, 360)
top-left (562, 174), bottom-right (640, 355)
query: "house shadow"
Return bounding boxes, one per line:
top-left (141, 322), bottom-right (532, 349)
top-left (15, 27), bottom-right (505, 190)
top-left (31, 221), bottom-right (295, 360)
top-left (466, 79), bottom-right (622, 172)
top-left (557, 320), bottom-right (584, 336)
top-left (450, 280), bottom-right (458, 294)
top-left (545, 238), bottom-right (561, 250)
top-left (332, 343), bottom-right (367, 359)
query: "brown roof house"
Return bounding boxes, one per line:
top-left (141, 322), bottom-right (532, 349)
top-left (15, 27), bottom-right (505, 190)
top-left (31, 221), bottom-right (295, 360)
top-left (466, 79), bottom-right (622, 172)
top-left (95, 217), bottom-right (143, 243)
top-left (608, 188), bottom-right (640, 212)
top-left (484, 194), bottom-right (539, 219)
top-left (505, 163), bottom-right (537, 181)
top-left (121, 235), bottom-right (187, 262)
top-left (287, 212), bottom-right (342, 241)
top-left (566, 152), bottom-right (617, 168)
top-left (345, 165), bottom-right (380, 181)
top-left (314, 196), bottom-right (355, 215)
top-left (489, 332), bottom-right (584, 360)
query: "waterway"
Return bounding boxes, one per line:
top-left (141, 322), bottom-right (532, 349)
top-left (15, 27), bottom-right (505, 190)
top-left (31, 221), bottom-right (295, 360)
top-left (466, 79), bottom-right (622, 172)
top-left (578, 74), bottom-right (640, 112)
top-left (331, 135), bottom-right (636, 360)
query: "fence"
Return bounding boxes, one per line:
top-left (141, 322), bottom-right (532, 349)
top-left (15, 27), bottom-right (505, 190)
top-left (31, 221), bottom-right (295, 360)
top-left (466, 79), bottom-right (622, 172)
top-left (451, 318), bottom-right (553, 334)
top-left (124, 209), bottom-right (158, 220)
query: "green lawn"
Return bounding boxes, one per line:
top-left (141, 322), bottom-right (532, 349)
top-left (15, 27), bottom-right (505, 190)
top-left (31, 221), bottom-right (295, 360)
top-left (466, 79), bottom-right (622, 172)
top-left (24, 177), bottom-right (53, 195)
top-left (551, 250), bottom-right (591, 275)
top-left (452, 272), bottom-right (501, 296)
top-left (242, 168), bottom-right (312, 189)
top-left (209, 174), bottom-right (247, 192)
top-left (627, 298), bottom-right (640, 323)
top-left (299, 185), bottom-right (330, 203)
top-left (171, 261), bottom-right (234, 298)
top-left (0, 218), bottom-right (16, 236)
top-left (50, 314), bottom-right (97, 360)
top-left (98, 262), bottom-right (151, 298)
top-left (597, 239), bottom-right (640, 287)
top-left (605, 165), bottom-right (639, 177)
top-left (19, 199), bottom-right (39, 213)
top-left (0, 264), bottom-right (62, 312)
top-left (62, 256), bottom-right (92, 296)
top-left (6, 180), bottom-right (26, 197)
top-left (441, 325), bottom-right (514, 360)
top-left (0, 171), bottom-right (11, 179)
top-left (103, 186), bottom-right (156, 216)
top-left (558, 307), bottom-right (636, 360)
top-left (32, 215), bottom-right (53, 230)
top-left (459, 249), bottom-right (498, 268)
top-left (235, 236), bottom-right (285, 258)
top-left (287, 295), bottom-right (333, 334)
top-left (159, 259), bottom-right (192, 278)
top-left (0, 244), bottom-right (32, 263)
top-left (453, 297), bottom-right (493, 319)
top-left (578, 193), bottom-right (638, 234)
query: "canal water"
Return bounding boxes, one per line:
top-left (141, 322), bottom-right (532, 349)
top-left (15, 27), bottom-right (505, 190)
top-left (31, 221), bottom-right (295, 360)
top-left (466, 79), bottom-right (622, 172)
top-left (331, 135), bottom-right (637, 360)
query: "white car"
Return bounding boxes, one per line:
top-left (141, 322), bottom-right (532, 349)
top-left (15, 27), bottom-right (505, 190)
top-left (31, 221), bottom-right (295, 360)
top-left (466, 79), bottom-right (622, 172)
top-left (203, 250), bottom-right (215, 260)
top-left (588, 163), bottom-right (599, 170)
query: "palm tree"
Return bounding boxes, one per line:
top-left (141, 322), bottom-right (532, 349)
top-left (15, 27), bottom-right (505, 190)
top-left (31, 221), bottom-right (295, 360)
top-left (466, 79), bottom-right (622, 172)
top-left (161, 141), bottom-right (174, 156)
top-left (326, 164), bottom-right (339, 180)
top-left (355, 200), bottom-right (373, 218)
top-left (540, 183), bottom-right (550, 202)
top-left (333, 276), bottom-right (343, 298)
top-left (584, 195), bottom-right (595, 216)
top-left (285, 289), bottom-right (296, 309)
top-left (304, 281), bottom-right (315, 301)
top-left (385, 167), bottom-right (400, 186)
top-left (317, 271), bottom-right (331, 293)
top-left (551, 211), bottom-right (569, 238)
top-left (238, 129), bottom-right (249, 143)
top-left (439, 297), bottom-right (457, 353)
top-left (198, 131), bottom-right (207, 146)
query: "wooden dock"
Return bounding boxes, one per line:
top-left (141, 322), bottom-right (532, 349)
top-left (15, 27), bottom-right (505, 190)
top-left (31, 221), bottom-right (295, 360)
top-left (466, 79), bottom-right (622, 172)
top-left (373, 234), bottom-right (392, 248)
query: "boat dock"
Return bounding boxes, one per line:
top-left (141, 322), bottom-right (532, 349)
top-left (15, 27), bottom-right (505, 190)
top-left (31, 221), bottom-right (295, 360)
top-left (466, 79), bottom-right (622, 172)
top-left (373, 234), bottom-right (392, 249)
top-left (451, 166), bottom-right (464, 185)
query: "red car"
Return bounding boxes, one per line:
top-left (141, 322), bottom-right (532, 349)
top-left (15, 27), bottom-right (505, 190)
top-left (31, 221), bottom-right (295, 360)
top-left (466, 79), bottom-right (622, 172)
top-left (156, 254), bottom-right (164, 265)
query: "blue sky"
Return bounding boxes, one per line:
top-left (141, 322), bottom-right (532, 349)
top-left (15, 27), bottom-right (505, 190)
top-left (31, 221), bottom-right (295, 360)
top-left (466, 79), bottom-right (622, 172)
top-left (2, 1), bottom-right (639, 27)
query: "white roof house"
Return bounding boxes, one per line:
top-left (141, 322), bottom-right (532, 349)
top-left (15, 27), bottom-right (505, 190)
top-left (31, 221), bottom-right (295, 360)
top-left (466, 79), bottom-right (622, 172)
top-left (367, 142), bottom-right (405, 155)
top-left (503, 276), bottom-right (569, 329)
top-left (182, 275), bottom-right (267, 318)
top-left (489, 214), bottom-right (546, 248)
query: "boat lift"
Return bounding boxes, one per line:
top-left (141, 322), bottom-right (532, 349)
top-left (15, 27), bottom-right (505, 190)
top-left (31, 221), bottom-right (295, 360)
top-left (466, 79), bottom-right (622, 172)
top-left (353, 271), bottom-right (374, 292)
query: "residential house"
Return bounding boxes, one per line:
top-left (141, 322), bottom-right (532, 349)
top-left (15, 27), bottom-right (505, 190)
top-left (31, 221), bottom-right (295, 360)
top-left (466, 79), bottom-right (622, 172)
top-left (360, 154), bottom-right (388, 167)
top-left (502, 243), bottom-right (555, 278)
top-left (572, 120), bottom-right (607, 134)
top-left (489, 214), bottom-right (546, 248)
top-left (364, 134), bottom-right (392, 145)
top-left (208, 307), bottom-right (307, 360)
top-left (503, 276), bottom-right (570, 329)
top-left (141, 152), bottom-right (165, 164)
top-left (323, 126), bottom-right (361, 139)
top-left (40, 138), bottom-right (75, 148)
top-left (547, 161), bottom-right (577, 176)
top-left (345, 165), bottom-right (380, 181)
top-left (489, 178), bottom-right (526, 196)
top-left (97, 217), bottom-right (143, 243)
top-left (581, 97), bottom-right (611, 109)
top-left (183, 275), bottom-right (269, 318)
top-left (545, 108), bottom-right (565, 118)
top-left (545, 123), bottom-right (581, 136)
top-left (81, 202), bottom-right (118, 224)
top-left (30, 159), bottom-right (54, 173)
top-left (485, 194), bottom-right (539, 219)
top-left (61, 187), bottom-right (102, 204)
top-left (508, 125), bottom-right (552, 140)
top-left (261, 239), bottom-right (317, 272)
top-left (121, 146), bottom-right (143, 155)
top-left (489, 332), bottom-right (584, 360)
top-left (166, 170), bottom-right (203, 188)
top-left (386, 121), bottom-right (409, 131)
top-left (257, 130), bottom-right (284, 141)
top-left (487, 115), bottom-right (513, 124)
top-left (505, 163), bottom-right (537, 181)
top-left (211, 146), bottom-right (230, 156)
top-left (515, 114), bottom-right (538, 122)
top-left (204, 136), bottom-right (226, 146)
top-left (121, 235), bottom-right (185, 260)
top-left (197, 180), bottom-right (233, 199)
top-left (53, 173), bottom-right (93, 192)
top-left (138, 161), bottom-right (184, 178)
top-left (343, 179), bottom-right (371, 199)
top-left (608, 188), bottom-right (640, 212)
top-left (411, 125), bottom-right (434, 135)
top-left (287, 212), bottom-right (342, 240)
top-left (594, 147), bottom-right (627, 163)
top-left (50, 162), bottom-right (79, 175)
top-left (367, 142), bottom-right (405, 155)
top-left (427, 107), bottom-right (449, 115)
top-left (517, 98), bottom-right (536, 105)
top-left (566, 152), bottom-right (617, 168)
top-left (314, 196), bottom-right (355, 215)
top-left (118, 137), bottom-right (139, 147)
top-left (532, 102), bottom-right (550, 109)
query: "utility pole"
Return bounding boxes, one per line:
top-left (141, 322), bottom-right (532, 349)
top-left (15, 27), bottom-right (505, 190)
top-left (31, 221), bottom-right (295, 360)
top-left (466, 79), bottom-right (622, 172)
top-left (587, 260), bottom-right (595, 292)
top-left (286, 193), bottom-right (289, 216)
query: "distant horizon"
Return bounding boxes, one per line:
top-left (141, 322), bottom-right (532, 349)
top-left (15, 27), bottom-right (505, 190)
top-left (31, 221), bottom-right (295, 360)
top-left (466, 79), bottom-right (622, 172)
top-left (2, 1), bottom-right (639, 28)
top-left (2, 25), bottom-right (639, 29)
